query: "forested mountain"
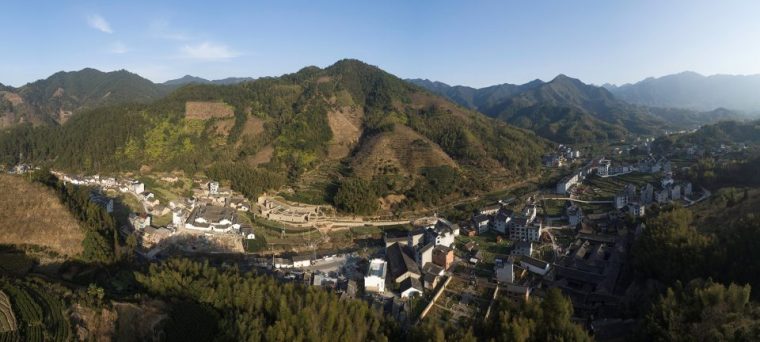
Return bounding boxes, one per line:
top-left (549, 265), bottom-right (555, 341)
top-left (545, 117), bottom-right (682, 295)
top-left (162, 75), bottom-right (255, 87)
top-left (606, 71), bottom-right (760, 112)
top-left (410, 76), bottom-right (746, 143)
top-left (655, 119), bottom-right (760, 151)
top-left (410, 75), bottom-right (665, 143)
top-left (0, 59), bottom-right (549, 212)
top-left (0, 68), bottom-right (168, 127)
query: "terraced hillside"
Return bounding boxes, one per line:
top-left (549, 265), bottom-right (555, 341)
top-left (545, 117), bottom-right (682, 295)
top-left (0, 290), bottom-right (17, 334)
top-left (0, 279), bottom-right (72, 342)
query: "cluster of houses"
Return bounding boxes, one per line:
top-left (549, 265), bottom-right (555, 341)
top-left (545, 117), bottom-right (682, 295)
top-left (553, 232), bottom-right (628, 317)
top-left (542, 144), bottom-right (582, 167)
top-left (367, 218), bottom-right (459, 298)
top-left (614, 178), bottom-right (693, 215)
top-left (464, 202), bottom-right (543, 242)
top-left (556, 156), bottom-right (675, 196)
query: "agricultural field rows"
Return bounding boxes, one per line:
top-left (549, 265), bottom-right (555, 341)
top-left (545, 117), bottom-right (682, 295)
top-left (0, 279), bottom-right (71, 342)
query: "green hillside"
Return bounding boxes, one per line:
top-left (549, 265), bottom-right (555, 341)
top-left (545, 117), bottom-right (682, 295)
top-left (0, 68), bottom-right (169, 127)
top-left (410, 75), bottom-right (744, 143)
top-left (0, 59), bottom-right (549, 213)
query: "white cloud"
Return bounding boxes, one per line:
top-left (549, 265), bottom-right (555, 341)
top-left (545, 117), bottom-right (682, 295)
top-left (109, 41), bottom-right (128, 54)
top-left (180, 42), bottom-right (238, 61)
top-left (87, 14), bottom-right (113, 33)
top-left (150, 19), bottom-right (191, 41)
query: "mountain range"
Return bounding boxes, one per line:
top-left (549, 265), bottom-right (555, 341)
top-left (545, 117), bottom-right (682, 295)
top-left (162, 75), bottom-right (255, 87)
top-left (0, 70), bottom-right (254, 128)
top-left (409, 75), bottom-right (746, 143)
top-left (0, 59), bottom-right (549, 211)
top-left (605, 71), bottom-right (760, 112)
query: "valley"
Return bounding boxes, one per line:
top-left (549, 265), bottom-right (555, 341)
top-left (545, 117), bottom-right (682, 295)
top-left (1, 59), bottom-right (760, 341)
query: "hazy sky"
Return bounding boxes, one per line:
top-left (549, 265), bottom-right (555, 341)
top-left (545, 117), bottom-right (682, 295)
top-left (2, 0), bottom-right (759, 87)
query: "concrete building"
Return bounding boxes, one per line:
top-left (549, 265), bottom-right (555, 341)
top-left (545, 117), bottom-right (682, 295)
top-left (432, 245), bottom-right (454, 270)
top-left (132, 181), bottom-right (145, 194)
top-left (472, 214), bottom-right (490, 234)
top-left (399, 278), bottom-right (423, 298)
top-left (627, 203), bottom-right (645, 218)
top-left (511, 241), bottom-right (533, 257)
top-left (495, 262), bottom-right (514, 284)
top-left (520, 256), bottom-right (551, 276)
top-left (364, 259), bottom-right (387, 293)
top-left (209, 181), bottom-right (220, 194)
top-left (386, 243), bottom-right (421, 284)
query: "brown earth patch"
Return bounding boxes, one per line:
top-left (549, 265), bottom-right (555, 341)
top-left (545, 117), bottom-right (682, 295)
top-left (211, 118), bottom-right (236, 137)
top-left (71, 303), bottom-right (116, 341)
top-left (1, 92), bottom-right (23, 106)
top-left (185, 101), bottom-right (234, 120)
top-left (326, 106), bottom-right (363, 160)
top-left (0, 175), bottom-right (84, 257)
top-left (379, 194), bottom-right (406, 211)
top-left (113, 300), bottom-right (169, 342)
top-left (351, 125), bottom-right (458, 179)
top-left (246, 144), bottom-right (274, 167)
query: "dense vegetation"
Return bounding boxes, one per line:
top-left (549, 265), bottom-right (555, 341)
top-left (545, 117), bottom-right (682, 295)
top-left (30, 170), bottom-right (118, 263)
top-left (334, 178), bottom-right (379, 215)
top-left (411, 76), bottom-right (743, 144)
top-left (206, 162), bottom-right (287, 199)
top-left (0, 277), bottom-right (73, 341)
top-left (135, 258), bottom-right (398, 341)
top-left (0, 68), bottom-right (169, 127)
top-left (641, 279), bottom-right (760, 341)
top-left (410, 288), bottom-right (590, 341)
top-left (0, 59), bottom-right (548, 212)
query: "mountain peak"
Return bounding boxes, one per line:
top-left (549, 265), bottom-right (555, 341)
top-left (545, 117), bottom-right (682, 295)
top-left (550, 74), bottom-right (581, 84)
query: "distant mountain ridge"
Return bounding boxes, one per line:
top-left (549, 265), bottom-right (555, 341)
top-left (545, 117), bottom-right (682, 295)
top-left (409, 75), bottom-right (745, 143)
top-left (162, 75), bottom-right (254, 87)
top-left (605, 71), bottom-right (760, 112)
top-left (0, 68), bottom-right (169, 126)
top-left (0, 69), bottom-right (256, 127)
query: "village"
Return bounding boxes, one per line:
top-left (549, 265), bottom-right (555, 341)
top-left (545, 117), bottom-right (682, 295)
top-left (3, 141), bottom-right (716, 333)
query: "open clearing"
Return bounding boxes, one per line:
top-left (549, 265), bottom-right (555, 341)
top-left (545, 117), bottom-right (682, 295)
top-left (0, 175), bottom-right (83, 256)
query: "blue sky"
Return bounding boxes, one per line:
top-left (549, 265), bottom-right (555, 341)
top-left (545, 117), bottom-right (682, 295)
top-left (1, 1), bottom-right (759, 87)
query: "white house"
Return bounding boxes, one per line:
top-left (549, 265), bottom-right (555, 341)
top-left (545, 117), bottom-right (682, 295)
top-left (556, 173), bottom-right (579, 194)
top-left (670, 185), bottom-right (682, 200)
top-left (364, 259), bottom-right (387, 293)
top-left (399, 278), bottom-right (423, 298)
top-left (472, 214), bottom-right (490, 234)
top-left (417, 242), bottom-right (434, 267)
top-left (209, 181), bottom-right (220, 195)
top-left (520, 256), bottom-right (550, 276)
top-left (273, 258), bottom-right (292, 269)
top-left (133, 181), bottom-right (145, 195)
top-left (511, 241), bottom-right (533, 257)
top-left (614, 193), bottom-right (628, 210)
top-left (627, 203), bottom-right (645, 218)
top-left (184, 205), bottom-right (241, 233)
top-left (491, 210), bottom-right (513, 234)
top-left (292, 255), bottom-right (312, 268)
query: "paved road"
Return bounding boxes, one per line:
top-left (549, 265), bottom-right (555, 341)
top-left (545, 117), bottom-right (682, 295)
top-left (301, 256), bottom-right (348, 272)
top-left (540, 196), bottom-right (613, 204)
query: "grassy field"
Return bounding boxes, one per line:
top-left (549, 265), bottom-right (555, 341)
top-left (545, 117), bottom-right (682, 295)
top-left (542, 199), bottom-right (567, 216)
top-left (0, 175), bottom-right (84, 257)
